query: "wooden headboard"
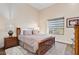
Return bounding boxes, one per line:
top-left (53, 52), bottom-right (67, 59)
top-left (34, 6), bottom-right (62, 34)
top-left (16, 28), bottom-right (21, 37)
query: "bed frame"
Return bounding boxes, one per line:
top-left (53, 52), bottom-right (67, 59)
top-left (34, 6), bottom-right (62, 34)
top-left (16, 28), bottom-right (55, 55)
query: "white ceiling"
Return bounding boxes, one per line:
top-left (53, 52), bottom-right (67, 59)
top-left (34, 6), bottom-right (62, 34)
top-left (28, 3), bottom-right (54, 10)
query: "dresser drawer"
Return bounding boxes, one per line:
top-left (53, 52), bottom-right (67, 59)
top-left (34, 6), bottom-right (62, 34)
top-left (4, 37), bottom-right (18, 49)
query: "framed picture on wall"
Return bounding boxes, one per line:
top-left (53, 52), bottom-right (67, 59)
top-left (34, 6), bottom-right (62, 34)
top-left (66, 17), bottom-right (79, 28)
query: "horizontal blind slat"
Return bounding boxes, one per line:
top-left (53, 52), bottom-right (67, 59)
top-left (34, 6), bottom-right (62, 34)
top-left (48, 18), bottom-right (64, 35)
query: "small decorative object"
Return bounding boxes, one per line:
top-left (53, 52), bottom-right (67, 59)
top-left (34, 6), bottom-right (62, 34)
top-left (8, 30), bottom-right (13, 36)
top-left (66, 17), bottom-right (79, 28)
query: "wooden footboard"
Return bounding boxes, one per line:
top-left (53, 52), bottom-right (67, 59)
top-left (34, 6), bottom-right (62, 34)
top-left (36, 37), bottom-right (55, 55)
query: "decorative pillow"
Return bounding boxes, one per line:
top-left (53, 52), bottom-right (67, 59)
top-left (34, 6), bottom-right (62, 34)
top-left (32, 30), bottom-right (39, 35)
top-left (23, 29), bottom-right (32, 35)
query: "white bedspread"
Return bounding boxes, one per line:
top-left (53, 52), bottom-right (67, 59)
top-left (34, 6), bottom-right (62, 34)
top-left (18, 34), bottom-right (51, 53)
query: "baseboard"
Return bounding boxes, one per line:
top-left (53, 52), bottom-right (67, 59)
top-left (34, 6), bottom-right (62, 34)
top-left (56, 41), bottom-right (72, 45)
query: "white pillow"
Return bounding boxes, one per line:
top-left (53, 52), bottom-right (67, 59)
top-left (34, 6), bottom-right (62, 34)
top-left (20, 28), bottom-right (34, 35)
top-left (23, 29), bottom-right (32, 35)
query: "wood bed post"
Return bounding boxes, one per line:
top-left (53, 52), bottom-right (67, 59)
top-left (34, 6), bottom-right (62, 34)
top-left (16, 28), bottom-right (21, 38)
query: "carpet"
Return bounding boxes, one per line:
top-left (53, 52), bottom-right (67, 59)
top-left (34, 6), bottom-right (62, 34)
top-left (5, 42), bottom-right (74, 55)
top-left (5, 42), bottom-right (68, 55)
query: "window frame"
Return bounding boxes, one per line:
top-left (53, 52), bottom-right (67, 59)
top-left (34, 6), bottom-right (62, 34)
top-left (48, 17), bottom-right (64, 35)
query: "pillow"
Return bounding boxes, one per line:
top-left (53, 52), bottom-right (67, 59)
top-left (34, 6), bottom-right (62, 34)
top-left (32, 30), bottom-right (39, 35)
top-left (23, 29), bottom-right (32, 35)
top-left (20, 28), bottom-right (33, 35)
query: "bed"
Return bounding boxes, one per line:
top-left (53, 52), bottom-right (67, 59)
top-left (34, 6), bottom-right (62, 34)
top-left (16, 28), bottom-right (55, 55)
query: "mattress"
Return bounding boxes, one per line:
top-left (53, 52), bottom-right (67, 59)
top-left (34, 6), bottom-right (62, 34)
top-left (18, 34), bottom-right (52, 53)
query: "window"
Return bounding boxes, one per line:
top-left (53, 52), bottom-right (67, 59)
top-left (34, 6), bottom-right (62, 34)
top-left (48, 17), bottom-right (64, 35)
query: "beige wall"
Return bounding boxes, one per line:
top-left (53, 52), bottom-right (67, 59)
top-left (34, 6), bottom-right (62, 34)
top-left (0, 4), bottom-right (39, 48)
top-left (39, 3), bottom-right (79, 44)
top-left (14, 4), bottom-right (39, 28)
top-left (0, 16), bottom-right (6, 48)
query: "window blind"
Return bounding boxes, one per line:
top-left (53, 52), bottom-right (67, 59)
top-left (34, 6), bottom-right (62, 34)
top-left (48, 17), bottom-right (64, 35)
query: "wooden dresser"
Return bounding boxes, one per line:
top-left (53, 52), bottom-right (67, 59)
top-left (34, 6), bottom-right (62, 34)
top-left (4, 36), bottom-right (19, 49)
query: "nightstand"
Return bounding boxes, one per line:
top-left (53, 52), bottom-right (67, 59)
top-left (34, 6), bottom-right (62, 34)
top-left (4, 36), bottom-right (19, 49)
